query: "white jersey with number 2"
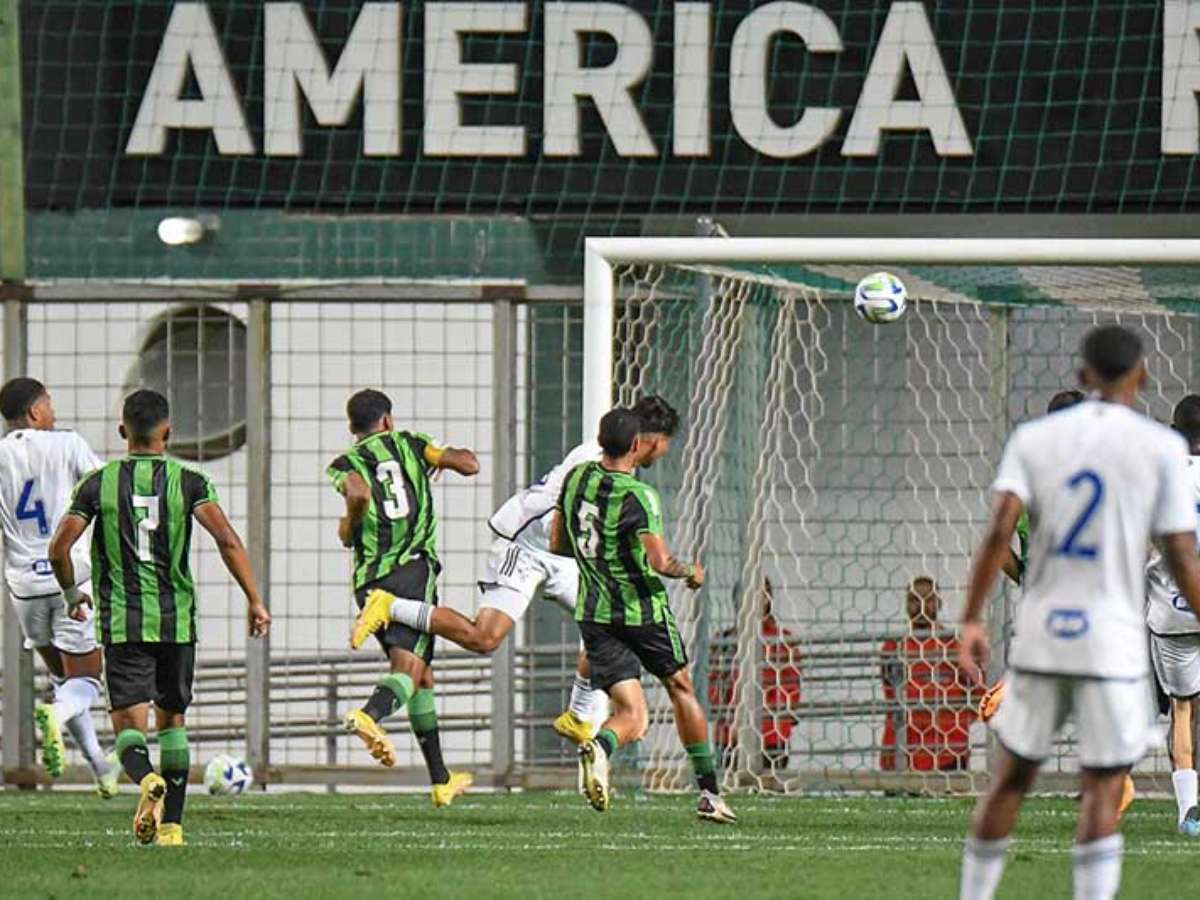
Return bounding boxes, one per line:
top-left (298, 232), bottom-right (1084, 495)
top-left (0, 429), bottom-right (102, 598)
top-left (1145, 455), bottom-right (1200, 636)
top-left (993, 401), bottom-right (1194, 679)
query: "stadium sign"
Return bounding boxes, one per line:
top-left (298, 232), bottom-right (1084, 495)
top-left (22, 0), bottom-right (1200, 212)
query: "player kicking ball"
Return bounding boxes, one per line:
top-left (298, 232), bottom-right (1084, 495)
top-left (329, 389), bottom-right (478, 807)
top-left (1145, 394), bottom-right (1200, 836)
top-left (0, 378), bottom-right (118, 795)
top-left (958, 326), bottom-right (1200, 900)
top-left (352, 396), bottom-right (680, 747)
top-left (50, 389), bottom-right (270, 846)
top-left (550, 408), bottom-right (735, 824)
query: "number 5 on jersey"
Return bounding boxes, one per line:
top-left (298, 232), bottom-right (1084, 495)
top-left (575, 500), bottom-right (601, 558)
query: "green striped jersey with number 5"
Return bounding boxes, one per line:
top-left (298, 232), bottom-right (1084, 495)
top-left (560, 461), bottom-right (669, 627)
top-left (327, 431), bottom-right (439, 590)
top-left (68, 455), bottom-right (219, 644)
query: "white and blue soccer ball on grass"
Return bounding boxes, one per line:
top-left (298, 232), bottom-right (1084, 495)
top-left (205, 754), bottom-right (254, 795)
top-left (854, 272), bottom-right (908, 324)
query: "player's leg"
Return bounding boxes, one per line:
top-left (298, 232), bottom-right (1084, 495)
top-left (406, 666), bottom-right (473, 806)
top-left (1152, 633), bottom-right (1200, 833)
top-left (153, 642), bottom-right (196, 846)
top-left (105, 643), bottom-right (167, 845)
top-left (543, 560), bottom-right (606, 741)
top-left (575, 623), bottom-right (644, 811)
top-left (13, 595), bottom-right (69, 777)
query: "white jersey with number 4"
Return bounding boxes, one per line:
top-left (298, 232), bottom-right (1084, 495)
top-left (1145, 455), bottom-right (1200, 636)
top-left (993, 401), bottom-right (1194, 679)
top-left (0, 428), bottom-right (101, 598)
top-left (488, 440), bottom-right (602, 554)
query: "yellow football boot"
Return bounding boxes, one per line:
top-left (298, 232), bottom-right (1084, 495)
top-left (552, 710), bottom-right (595, 745)
top-left (344, 709), bottom-right (396, 766)
top-left (1117, 774), bottom-right (1135, 823)
top-left (133, 773), bottom-right (167, 845)
top-left (431, 771), bottom-right (473, 808)
top-left (33, 704), bottom-right (67, 778)
top-left (351, 589), bottom-right (394, 650)
top-left (156, 823), bottom-right (185, 846)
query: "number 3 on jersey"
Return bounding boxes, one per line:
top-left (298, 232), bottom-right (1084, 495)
top-left (376, 460), bottom-right (410, 520)
top-left (16, 479), bottom-right (49, 536)
top-left (1054, 469), bottom-right (1104, 560)
top-left (575, 500), bottom-right (602, 558)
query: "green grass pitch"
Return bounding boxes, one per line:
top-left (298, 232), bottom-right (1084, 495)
top-left (0, 791), bottom-right (1191, 898)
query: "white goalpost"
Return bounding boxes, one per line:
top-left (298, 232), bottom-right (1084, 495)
top-left (582, 237), bottom-right (1200, 794)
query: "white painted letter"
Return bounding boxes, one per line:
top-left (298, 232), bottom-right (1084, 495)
top-left (126, 3), bottom-right (254, 155)
top-left (264, 2), bottom-right (401, 157)
top-left (425, 3), bottom-right (526, 156)
top-left (674, 3), bottom-right (711, 156)
top-left (1163, 0), bottom-right (1200, 154)
top-left (842, 2), bottom-right (972, 157)
top-left (729, 2), bottom-right (841, 158)
top-left (544, 2), bottom-right (656, 157)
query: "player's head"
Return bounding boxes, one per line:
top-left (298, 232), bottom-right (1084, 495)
top-left (346, 389), bottom-right (393, 437)
top-left (120, 389), bottom-right (170, 448)
top-left (905, 576), bottom-right (940, 630)
top-left (597, 407), bottom-right (642, 461)
top-left (632, 395), bottom-right (679, 468)
top-left (1046, 389), bottom-right (1085, 414)
top-left (1078, 325), bottom-right (1146, 396)
top-left (1173, 394), bottom-right (1200, 450)
top-left (0, 377), bottom-right (54, 430)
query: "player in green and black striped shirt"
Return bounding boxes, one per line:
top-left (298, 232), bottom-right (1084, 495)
top-left (328, 388), bottom-right (479, 807)
top-left (50, 389), bottom-right (269, 847)
top-left (551, 408), bottom-right (736, 824)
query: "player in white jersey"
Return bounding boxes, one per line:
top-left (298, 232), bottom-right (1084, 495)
top-left (350, 396), bottom-right (680, 744)
top-left (0, 378), bottom-right (119, 795)
top-left (956, 327), bottom-right (1200, 900)
top-left (1145, 394), bottom-right (1200, 836)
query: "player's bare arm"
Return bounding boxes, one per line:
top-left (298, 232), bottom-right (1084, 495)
top-left (426, 444), bottom-right (480, 476)
top-left (548, 509), bottom-right (571, 557)
top-left (337, 471), bottom-right (372, 548)
top-left (48, 512), bottom-right (91, 619)
top-left (640, 532), bottom-right (704, 589)
top-left (959, 491), bottom-right (1024, 685)
top-left (193, 501), bottom-right (271, 638)
top-left (1163, 530), bottom-right (1200, 619)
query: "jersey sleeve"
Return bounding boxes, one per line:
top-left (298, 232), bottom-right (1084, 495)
top-left (70, 432), bottom-right (103, 478)
top-left (622, 484), bottom-right (664, 537)
top-left (182, 468), bottom-right (220, 511)
top-left (405, 432), bottom-right (444, 469)
top-left (1153, 436), bottom-right (1197, 536)
top-left (991, 429), bottom-right (1031, 504)
top-left (67, 469), bottom-right (102, 522)
top-left (327, 454), bottom-right (355, 493)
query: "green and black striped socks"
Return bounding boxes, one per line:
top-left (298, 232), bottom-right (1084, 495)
top-left (363, 672), bottom-right (414, 723)
top-left (687, 741), bottom-right (719, 794)
top-left (408, 689), bottom-right (449, 785)
top-left (116, 728), bottom-right (154, 784)
top-left (159, 727), bottom-right (190, 824)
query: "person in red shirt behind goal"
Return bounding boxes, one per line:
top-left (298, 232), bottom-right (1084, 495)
top-left (880, 576), bottom-right (983, 772)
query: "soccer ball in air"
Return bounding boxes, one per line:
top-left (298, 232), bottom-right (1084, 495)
top-left (204, 754), bottom-right (254, 795)
top-left (854, 272), bottom-right (907, 324)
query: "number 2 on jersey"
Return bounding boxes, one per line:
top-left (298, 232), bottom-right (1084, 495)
top-left (133, 494), bottom-right (159, 563)
top-left (1054, 469), bottom-right (1104, 560)
top-left (376, 461), bottom-right (410, 520)
top-left (576, 500), bottom-right (602, 558)
top-left (16, 479), bottom-right (48, 536)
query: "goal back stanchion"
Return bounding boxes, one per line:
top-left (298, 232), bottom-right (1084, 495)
top-left (583, 238), bottom-right (1200, 794)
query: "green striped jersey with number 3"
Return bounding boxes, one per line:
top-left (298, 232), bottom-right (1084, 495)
top-left (560, 461), bottom-right (669, 626)
top-left (68, 455), bottom-right (219, 644)
top-left (327, 431), bottom-right (439, 590)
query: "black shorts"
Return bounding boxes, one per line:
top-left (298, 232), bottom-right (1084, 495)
top-left (355, 556), bottom-right (439, 663)
top-left (103, 642), bottom-right (196, 713)
top-left (578, 612), bottom-right (688, 692)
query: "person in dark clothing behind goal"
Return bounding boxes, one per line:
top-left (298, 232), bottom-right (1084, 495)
top-left (50, 389), bottom-right (270, 847)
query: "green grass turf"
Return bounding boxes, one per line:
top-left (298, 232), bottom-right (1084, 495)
top-left (0, 791), bottom-right (1191, 898)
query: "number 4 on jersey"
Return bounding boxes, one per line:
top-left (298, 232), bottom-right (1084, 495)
top-left (16, 479), bottom-right (49, 536)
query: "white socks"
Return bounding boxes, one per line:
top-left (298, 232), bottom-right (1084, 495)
top-left (1073, 834), bottom-right (1123, 900)
top-left (569, 675), bottom-right (594, 719)
top-left (389, 597), bottom-right (433, 633)
top-left (1173, 768), bottom-right (1198, 824)
top-left (960, 836), bottom-right (1010, 900)
top-left (54, 676), bottom-right (110, 775)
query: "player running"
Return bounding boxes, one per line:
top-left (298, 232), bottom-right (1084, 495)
top-left (1145, 394), bottom-right (1200, 836)
top-left (957, 326), bottom-right (1200, 900)
top-left (0, 377), bottom-right (118, 795)
top-left (551, 408), bottom-right (736, 823)
top-left (352, 395), bottom-right (680, 745)
top-left (50, 389), bottom-right (270, 846)
top-left (329, 389), bottom-right (479, 807)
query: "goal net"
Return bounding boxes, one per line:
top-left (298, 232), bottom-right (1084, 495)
top-left (588, 239), bottom-right (1200, 794)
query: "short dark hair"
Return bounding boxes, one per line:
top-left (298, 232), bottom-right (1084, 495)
top-left (632, 395), bottom-right (679, 437)
top-left (347, 389), bottom-right (392, 434)
top-left (1081, 325), bottom-right (1143, 382)
top-left (1174, 394), bottom-right (1200, 444)
top-left (122, 389), bottom-right (170, 440)
top-left (1047, 389), bottom-right (1085, 414)
top-left (0, 377), bottom-right (46, 422)
top-left (598, 408), bottom-right (641, 457)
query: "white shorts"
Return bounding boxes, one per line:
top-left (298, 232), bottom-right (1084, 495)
top-left (993, 670), bottom-right (1153, 769)
top-left (11, 581), bottom-right (96, 655)
top-left (1151, 633), bottom-right (1200, 699)
top-left (477, 539), bottom-right (579, 623)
